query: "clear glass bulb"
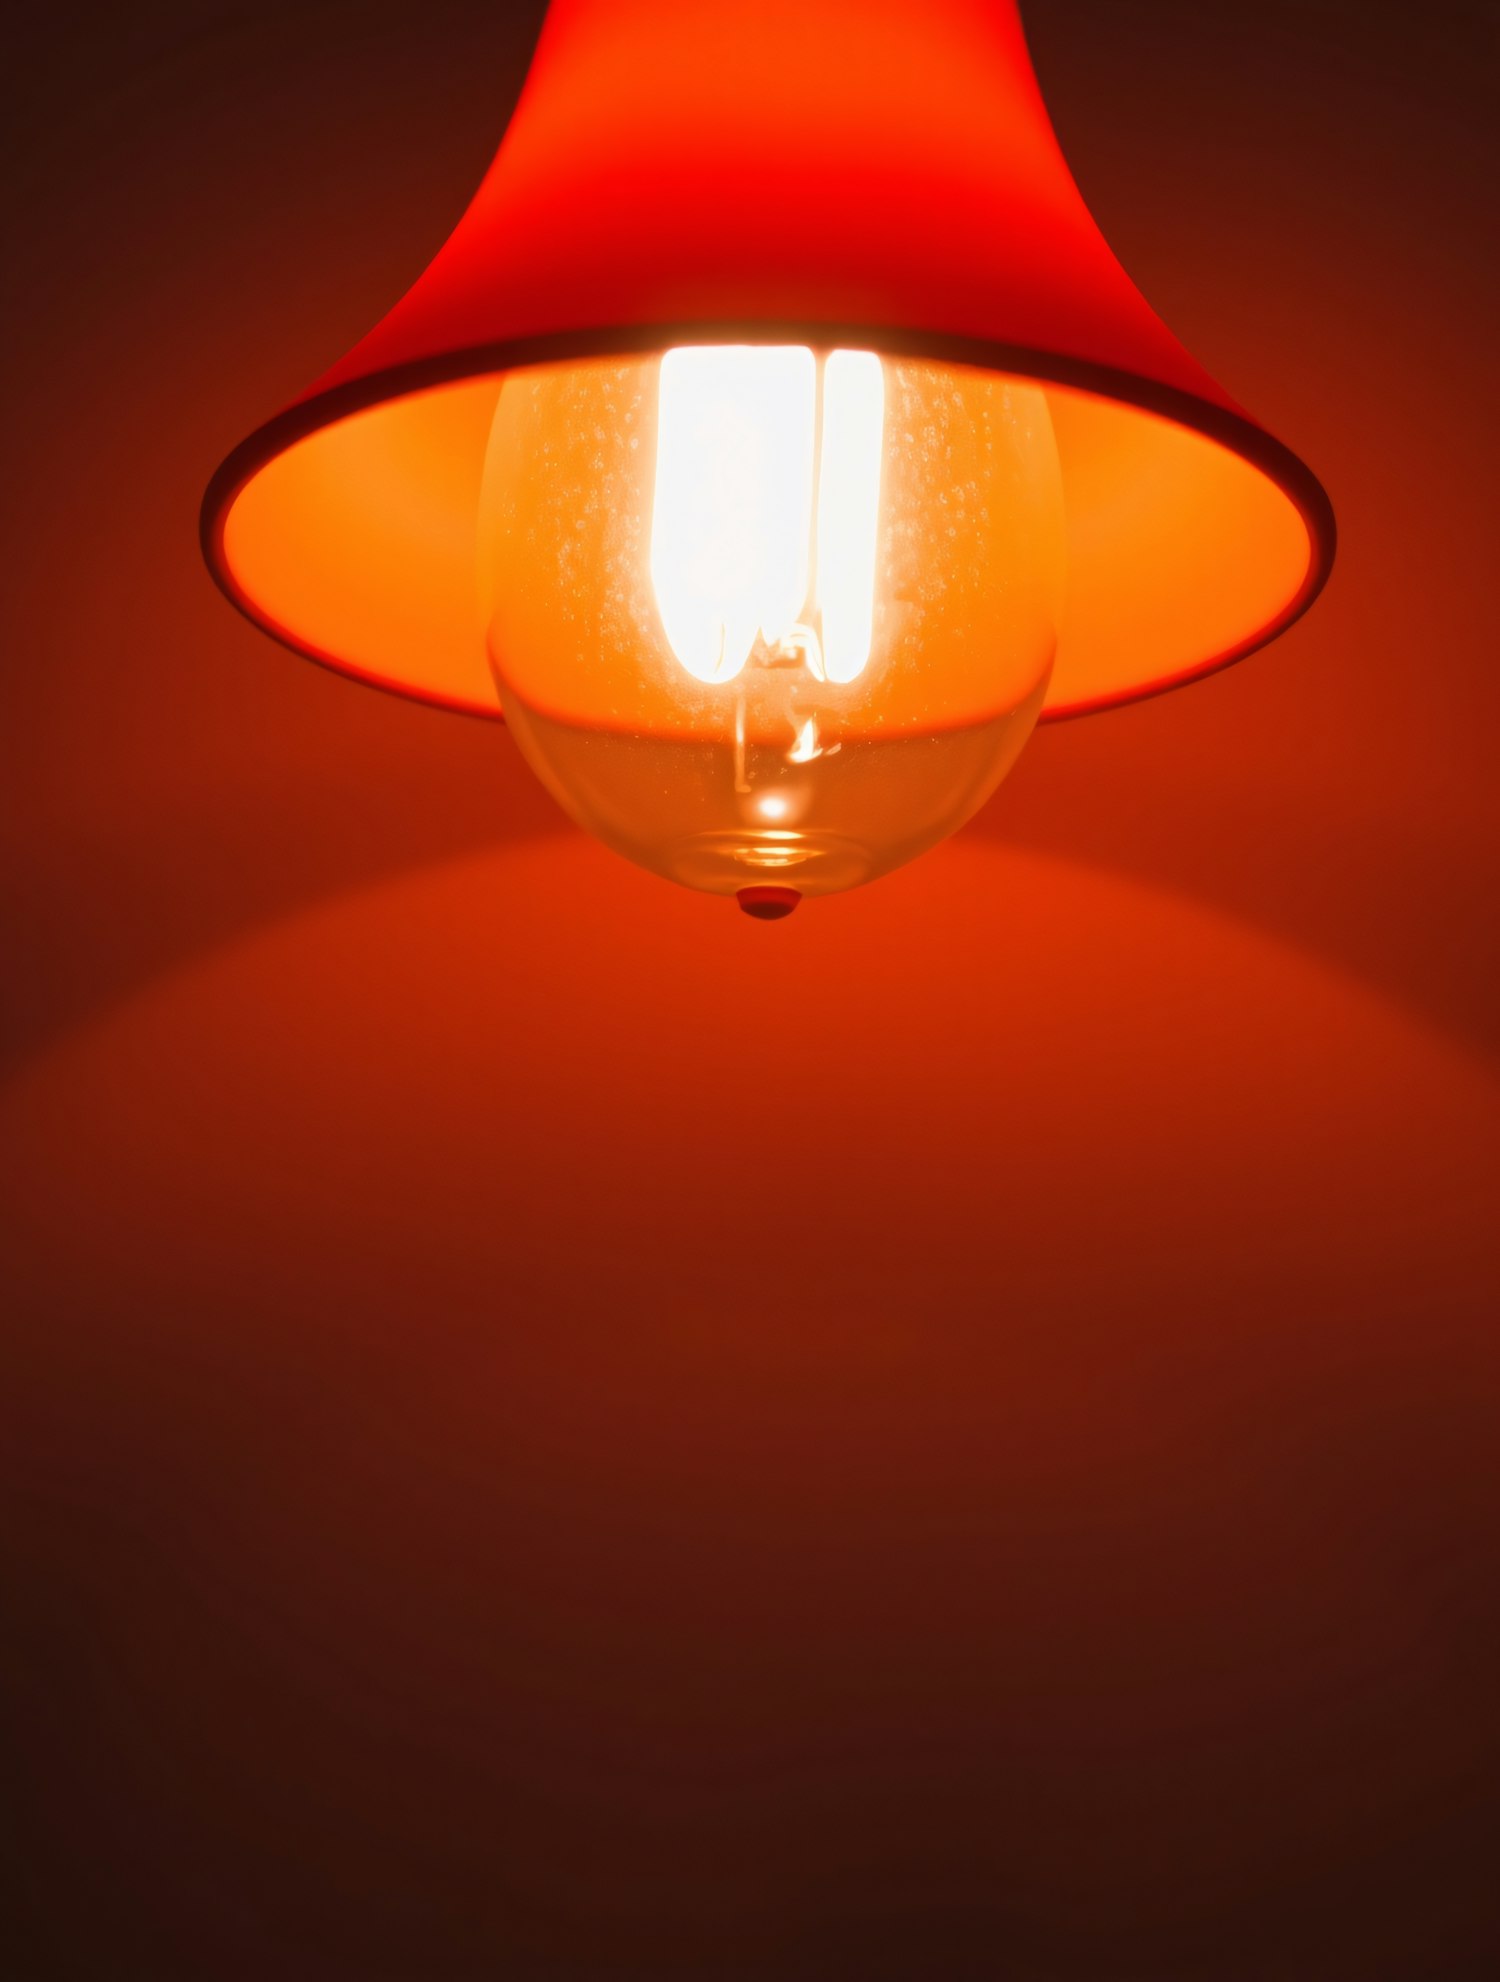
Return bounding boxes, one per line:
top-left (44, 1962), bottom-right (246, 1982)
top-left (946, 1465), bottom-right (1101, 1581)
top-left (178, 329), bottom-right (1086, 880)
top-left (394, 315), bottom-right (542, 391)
top-left (479, 348), bottom-right (1065, 902)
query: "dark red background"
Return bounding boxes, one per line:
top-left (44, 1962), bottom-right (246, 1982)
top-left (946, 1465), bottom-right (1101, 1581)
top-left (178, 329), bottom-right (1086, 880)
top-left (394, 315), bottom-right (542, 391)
top-left (2, 3), bottom-right (1497, 1975)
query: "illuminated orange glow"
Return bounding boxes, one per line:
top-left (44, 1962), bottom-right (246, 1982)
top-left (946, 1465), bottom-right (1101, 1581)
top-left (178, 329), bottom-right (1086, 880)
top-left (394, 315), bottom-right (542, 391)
top-left (474, 354), bottom-right (1063, 895)
top-left (202, 0), bottom-right (1331, 836)
top-left (220, 367), bottom-right (1311, 722)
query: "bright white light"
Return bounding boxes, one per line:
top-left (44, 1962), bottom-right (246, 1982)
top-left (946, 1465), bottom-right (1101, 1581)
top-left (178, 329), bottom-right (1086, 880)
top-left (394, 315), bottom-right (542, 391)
top-left (651, 346), bottom-right (886, 687)
top-left (787, 715), bottom-right (823, 764)
top-left (816, 351), bottom-right (884, 684)
top-left (756, 792), bottom-right (791, 821)
top-left (650, 346), bottom-right (815, 684)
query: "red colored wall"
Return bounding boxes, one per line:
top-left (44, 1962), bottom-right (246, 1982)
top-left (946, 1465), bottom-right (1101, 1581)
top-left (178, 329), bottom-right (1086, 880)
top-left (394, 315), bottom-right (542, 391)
top-left (2, 3), bottom-right (1496, 1974)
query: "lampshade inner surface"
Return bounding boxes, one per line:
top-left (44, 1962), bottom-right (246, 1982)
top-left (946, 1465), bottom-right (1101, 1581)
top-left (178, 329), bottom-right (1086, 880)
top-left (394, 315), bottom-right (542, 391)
top-left (216, 355), bottom-right (1315, 722)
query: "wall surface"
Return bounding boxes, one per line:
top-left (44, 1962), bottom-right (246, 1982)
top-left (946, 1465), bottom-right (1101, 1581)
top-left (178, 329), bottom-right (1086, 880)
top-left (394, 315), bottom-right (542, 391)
top-left (2, 3), bottom-right (1497, 1975)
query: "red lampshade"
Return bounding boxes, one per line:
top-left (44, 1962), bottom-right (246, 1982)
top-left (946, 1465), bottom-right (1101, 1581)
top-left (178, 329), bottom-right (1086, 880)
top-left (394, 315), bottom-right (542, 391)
top-left (202, 0), bottom-right (1334, 723)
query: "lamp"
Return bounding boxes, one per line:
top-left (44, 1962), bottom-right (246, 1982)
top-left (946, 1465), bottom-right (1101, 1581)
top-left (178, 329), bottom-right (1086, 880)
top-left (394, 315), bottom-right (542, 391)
top-left (202, 0), bottom-right (1334, 915)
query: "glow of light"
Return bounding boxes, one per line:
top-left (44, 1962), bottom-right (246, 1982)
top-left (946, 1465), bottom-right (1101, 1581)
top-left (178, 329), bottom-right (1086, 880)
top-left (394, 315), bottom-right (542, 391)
top-left (787, 715), bottom-right (823, 764)
top-left (756, 792), bottom-right (791, 820)
top-left (651, 346), bottom-right (885, 687)
top-left (815, 350), bottom-right (885, 683)
top-left (650, 346), bottom-right (815, 684)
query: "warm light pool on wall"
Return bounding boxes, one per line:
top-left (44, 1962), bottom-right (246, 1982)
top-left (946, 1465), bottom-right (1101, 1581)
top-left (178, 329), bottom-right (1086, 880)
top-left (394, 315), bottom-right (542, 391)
top-left (202, 0), bottom-right (1334, 919)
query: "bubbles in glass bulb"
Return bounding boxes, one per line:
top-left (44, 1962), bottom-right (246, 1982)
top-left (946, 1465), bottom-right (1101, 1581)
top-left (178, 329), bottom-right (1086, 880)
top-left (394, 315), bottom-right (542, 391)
top-left (479, 348), bottom-right (1065, 898)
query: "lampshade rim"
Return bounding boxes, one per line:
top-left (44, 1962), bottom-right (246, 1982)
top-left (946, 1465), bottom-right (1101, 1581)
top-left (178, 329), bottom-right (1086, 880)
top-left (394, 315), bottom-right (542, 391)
top-left (201, 324), bottom-right (1336, 724)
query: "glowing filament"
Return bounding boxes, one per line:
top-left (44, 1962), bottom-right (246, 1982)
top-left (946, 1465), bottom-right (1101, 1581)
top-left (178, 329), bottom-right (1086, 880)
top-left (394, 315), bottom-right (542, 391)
top-left (651, 346), bottom-right (884, 686)
top-left (650, 346), bottom-right (815, 684)
top-left (816, 351), bottom-right (885, 683)
top-left (787, 715), bottom-right (824, 764)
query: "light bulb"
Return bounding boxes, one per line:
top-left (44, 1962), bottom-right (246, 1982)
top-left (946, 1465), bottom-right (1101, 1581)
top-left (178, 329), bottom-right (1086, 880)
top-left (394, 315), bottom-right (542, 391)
top-left (479, 348), bottom-right (1065, 903)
